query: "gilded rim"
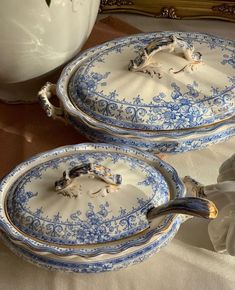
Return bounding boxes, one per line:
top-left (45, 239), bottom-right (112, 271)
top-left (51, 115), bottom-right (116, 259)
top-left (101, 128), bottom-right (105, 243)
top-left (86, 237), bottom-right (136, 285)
top-left (56, 31), bottom-right (235, 136)
top-left (0, 143), bottom-right (184, 257)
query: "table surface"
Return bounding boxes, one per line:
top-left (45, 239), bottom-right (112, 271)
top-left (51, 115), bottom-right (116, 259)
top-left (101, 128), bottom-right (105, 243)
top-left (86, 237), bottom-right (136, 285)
top-left (0, 14), bottom-right (235, 290)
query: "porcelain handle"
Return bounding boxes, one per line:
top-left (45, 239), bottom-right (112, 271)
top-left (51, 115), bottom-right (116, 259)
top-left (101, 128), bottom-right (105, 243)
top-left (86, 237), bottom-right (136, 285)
top-left (38, 82), bottom-right (65, 121)
top-left (147, 197), bottom-right (218, 222)
top-left (182, 176), bottom-right (206, 198)
top-left (128, 35), bottom-right (203, 78)
top-left (55, 163), bottom-right (122, 192)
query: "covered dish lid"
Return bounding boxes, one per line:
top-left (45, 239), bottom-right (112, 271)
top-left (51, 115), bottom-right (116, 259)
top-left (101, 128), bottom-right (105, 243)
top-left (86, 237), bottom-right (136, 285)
top-left (67, 32), bottom-right (235, 131)
top-left (6, 145), bottom-right (169, 246)
top-left (0, 144), bottom-right (217, 257)
top-left (1, 143), bottom-right (184, 257)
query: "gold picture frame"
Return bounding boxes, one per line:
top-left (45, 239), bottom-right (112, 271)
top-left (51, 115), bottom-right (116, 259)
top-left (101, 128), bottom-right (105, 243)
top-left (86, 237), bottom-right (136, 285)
top-left (99, 0), bottom-right (235, 22)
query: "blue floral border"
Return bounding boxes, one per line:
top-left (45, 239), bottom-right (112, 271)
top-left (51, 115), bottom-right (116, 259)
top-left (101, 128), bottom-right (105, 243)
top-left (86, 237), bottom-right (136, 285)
top-left (7, 152), bottom-right (169, 245)
top-left (68, 36), bottom-right (235, 131)
top-left (0, 144), bottom-right (184, 257)
top-left (0, 217), bottom-right (180, 273)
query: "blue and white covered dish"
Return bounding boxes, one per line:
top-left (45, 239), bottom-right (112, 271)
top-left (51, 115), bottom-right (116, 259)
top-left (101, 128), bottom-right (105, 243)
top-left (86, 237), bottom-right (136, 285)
top-left (0, 143), bottom-right (217, 272)
top-left (39, 31), bottom-right (235, 153)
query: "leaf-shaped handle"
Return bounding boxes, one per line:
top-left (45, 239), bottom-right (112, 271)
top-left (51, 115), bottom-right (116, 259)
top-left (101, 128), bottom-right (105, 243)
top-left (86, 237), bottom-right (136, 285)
top-left (55, 163), bottom-right (122, 192)
top-left (129, 35), bottom-right (203, 78)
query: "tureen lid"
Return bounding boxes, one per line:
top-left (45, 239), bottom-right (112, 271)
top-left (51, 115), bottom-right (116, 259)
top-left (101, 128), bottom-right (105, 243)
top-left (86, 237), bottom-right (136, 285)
top-left (67, 32), bottom-right (235, 131)
top-left (5, 144), bottom-right (170, 246)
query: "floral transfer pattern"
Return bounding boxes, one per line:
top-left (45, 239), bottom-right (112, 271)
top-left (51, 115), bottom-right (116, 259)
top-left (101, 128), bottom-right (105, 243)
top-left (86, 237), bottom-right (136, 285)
top-left (7, 152), bottom-right (169, 245)
top-left (68, 115), bottom-right (235, 154)
top-left (0, 144), bottom-right (183, 256)
top-left (222, 51), bottom-right (235, 68)
top-left (68, 33), bottom-right (235, 131)
top-left (0, 218), bottom-right (180, 273)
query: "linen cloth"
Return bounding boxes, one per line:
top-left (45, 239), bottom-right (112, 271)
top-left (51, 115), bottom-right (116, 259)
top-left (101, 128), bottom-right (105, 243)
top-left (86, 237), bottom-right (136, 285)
top-left (0, 16), bottom-right (235, 290)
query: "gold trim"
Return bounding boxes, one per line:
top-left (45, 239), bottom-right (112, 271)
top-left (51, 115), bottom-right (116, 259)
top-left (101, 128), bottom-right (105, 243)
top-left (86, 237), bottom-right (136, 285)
top-left (212, 3), bottom-right (235, 16)
top-left (100, 0), bottom-right (134, 13)
top-left (208, 200), bottom-right (218, 219)
top-left (4, 189), bottom-right (172, 250)
top-left (99, 0), bottom-right (235, 22)
top-left (160, 7), bottom-right (180, 19)
top-left (9, 214), bottom-right (178, 257)
top-left (3, 151), bottom-right (174, 251)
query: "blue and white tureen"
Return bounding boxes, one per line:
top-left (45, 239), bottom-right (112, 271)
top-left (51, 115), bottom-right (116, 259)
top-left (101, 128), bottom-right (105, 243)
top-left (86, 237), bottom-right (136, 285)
top-left (0, 143), bottom-right (217, 273)
top-left (38, 31), bottom-right (235, 153)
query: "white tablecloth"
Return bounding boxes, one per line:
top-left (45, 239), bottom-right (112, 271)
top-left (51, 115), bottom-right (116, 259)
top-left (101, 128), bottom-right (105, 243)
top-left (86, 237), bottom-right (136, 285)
top-left (0, 15), bottom-right (235, 290)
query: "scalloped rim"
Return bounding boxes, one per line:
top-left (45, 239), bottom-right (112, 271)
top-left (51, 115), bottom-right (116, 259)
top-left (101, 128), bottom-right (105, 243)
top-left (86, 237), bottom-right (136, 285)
top-left (0, 143), bottom-right (184, 257)
top-left (56, 31), bottom-right (235, 137)
top-left (0, 218), bottom-right (181, 273)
